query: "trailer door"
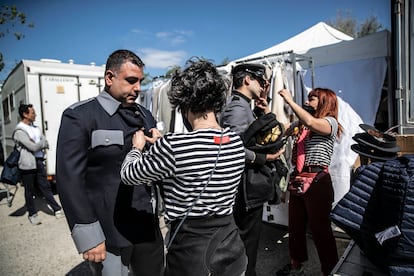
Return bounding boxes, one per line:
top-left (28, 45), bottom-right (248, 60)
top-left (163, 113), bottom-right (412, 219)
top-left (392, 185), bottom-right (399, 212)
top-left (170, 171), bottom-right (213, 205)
top-left (40, 74), bottom-right (80, 178)
top-left (78, 76), bottom-right (103, 100)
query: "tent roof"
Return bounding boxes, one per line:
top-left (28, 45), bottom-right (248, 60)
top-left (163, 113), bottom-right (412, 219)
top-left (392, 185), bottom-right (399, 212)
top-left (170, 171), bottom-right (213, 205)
top-left (235, 22), bottom-right (353, 62)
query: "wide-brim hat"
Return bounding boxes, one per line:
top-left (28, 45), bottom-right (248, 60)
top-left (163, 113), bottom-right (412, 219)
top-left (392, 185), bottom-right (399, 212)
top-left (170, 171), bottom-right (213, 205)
top-left (352, 132), bottom-right (400, 153)
top-left (351, 144), bottom-right (398, 161)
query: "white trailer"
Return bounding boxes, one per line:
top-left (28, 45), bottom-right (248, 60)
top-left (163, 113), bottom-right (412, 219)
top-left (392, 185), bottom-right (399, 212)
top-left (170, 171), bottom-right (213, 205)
top-left (0, 59), bottom-right (105, 182)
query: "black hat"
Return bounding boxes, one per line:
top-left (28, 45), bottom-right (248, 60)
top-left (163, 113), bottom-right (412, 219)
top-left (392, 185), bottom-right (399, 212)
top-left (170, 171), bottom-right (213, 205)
top-left (352, 132), bottom-right (400, 153)
top-left (351, 123), bottom-right (400, 161)
top-left (351, 144), bottom-right (398, 161)
top-left (232, 63), bottom-right (267, 80)
top-left (241, 112), bottom-right (286, 153)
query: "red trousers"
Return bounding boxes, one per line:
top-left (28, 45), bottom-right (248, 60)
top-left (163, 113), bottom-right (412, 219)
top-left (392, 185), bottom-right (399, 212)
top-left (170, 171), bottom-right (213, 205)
top-left (288, 172), bottom-right (339, 275)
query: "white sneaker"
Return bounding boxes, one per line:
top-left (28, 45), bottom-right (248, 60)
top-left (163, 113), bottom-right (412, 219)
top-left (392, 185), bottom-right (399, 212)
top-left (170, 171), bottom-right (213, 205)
top-left (54, 210), bottom-right (65, 219)
top-left (28, 214), bottom-right (42, 225)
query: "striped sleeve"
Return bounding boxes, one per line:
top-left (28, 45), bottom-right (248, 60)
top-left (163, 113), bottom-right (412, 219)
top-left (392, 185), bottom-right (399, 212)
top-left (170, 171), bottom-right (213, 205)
top-left (121, 136), bottom-right (175, 186)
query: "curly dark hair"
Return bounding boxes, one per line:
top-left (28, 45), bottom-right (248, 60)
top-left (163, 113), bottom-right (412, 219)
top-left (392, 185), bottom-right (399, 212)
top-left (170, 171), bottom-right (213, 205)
top-left (168, 57), bottom-right (229, 115)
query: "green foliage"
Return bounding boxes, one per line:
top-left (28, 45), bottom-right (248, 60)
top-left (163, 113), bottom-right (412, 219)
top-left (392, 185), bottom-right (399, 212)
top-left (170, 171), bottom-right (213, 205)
top-left (327, 10), bottom-right (384, 38)
top-left (219, 57), bottom-right (231, 67)
top-left (165, 65), bottom-right (181, 78)
top-left (357, 15), bottom-right (383, 37)
top-left (0, 4), bottom-right (34, 73)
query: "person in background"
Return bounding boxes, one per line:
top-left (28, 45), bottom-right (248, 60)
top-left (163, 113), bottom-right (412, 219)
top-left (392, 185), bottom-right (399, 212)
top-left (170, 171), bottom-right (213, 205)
top-left (220, 63), bottom-right (285, 276)
top-left (276, 88), bottom-right (342, 276)
top-left (13, 104), bottom-right (64, 225)
top-left (121, 58), bottom-right (247, 276)
top-left (56, 49), bottom-right (164, 276)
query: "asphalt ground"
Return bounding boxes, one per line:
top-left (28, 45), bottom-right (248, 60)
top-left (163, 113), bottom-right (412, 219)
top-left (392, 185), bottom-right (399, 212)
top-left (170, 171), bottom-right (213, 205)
top-left (0, 182), bottom-right (350, 276)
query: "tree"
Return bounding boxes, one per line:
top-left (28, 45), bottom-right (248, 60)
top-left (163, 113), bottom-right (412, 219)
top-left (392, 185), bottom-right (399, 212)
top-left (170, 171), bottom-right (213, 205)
top-left (0, 4), bottom-right (34, 72)
top-left (165, 65), bottom-right (181, 78)
top-left (219, 57), bottom-right (231, 66)
top-left (357, 15), bottom-right (383, 37)
top-left (327, 10), bottom-right (383, 38)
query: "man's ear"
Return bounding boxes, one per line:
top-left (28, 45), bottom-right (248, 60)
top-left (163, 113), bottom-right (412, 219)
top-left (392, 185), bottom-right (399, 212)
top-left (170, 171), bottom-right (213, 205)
top-left (244, 75), bottom-right (253, 86)
top-left (105, 70), bottom-right (114, 85)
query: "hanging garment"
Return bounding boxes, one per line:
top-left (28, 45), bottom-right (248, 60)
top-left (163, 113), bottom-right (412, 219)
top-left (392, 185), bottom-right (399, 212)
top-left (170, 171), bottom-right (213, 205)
top-left (270, 63), bottom-right (289, 124)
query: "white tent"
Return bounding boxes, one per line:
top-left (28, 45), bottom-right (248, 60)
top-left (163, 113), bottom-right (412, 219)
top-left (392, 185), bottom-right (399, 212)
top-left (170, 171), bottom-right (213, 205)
top-left (235, 22), bottom-right (353, 61)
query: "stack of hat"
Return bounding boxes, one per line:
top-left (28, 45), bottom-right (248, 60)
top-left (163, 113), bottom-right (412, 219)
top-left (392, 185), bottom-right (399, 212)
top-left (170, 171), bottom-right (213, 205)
top-left (351, 124), bottom-right (400, 161)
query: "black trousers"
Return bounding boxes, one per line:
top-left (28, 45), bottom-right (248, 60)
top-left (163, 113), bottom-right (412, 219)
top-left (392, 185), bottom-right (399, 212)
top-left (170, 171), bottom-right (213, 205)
top-left (166, 215), bottom-right (247, 276)
top-left (20, 158), bottom-right (61, 216)
top-left (233, 196), bottom-right (263, 276)
top-left (288, 172), bottom-right (338, 275)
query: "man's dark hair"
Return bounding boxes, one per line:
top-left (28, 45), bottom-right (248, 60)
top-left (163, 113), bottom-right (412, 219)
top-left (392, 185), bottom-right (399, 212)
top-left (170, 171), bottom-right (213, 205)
top-left (18, 103), bottom-right (33, 118)
top-left (232, 71), bottom-right (250, 89)
top-left (105, 49), bottom-right (145, 74)
top-left (168, 57), bottom-right (229, 115)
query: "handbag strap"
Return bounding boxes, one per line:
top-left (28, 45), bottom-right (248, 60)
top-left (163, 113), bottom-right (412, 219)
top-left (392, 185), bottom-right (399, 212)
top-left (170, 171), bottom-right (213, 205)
top-left (166, 130), bottom-right (224, 251)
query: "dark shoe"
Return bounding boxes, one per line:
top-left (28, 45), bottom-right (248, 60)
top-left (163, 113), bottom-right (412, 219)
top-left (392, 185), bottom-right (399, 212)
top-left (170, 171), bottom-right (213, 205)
top-left (276, 263), bottom-right (305, 276)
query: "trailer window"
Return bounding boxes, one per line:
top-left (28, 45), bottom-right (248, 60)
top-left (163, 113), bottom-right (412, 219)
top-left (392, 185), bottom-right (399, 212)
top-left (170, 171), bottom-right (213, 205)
top-left (10, 93), bottom-right (15, 111)
top-left (2, 98), bottom-right (10, 124)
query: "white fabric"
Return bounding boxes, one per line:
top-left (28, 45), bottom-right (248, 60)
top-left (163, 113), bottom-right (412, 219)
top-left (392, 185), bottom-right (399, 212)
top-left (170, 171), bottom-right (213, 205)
top-left (329, 97), bottom-right (363, 205)
top-left (236, 22), bottom-right (353, 61)
top-left (271, 63), bottom-right (289, 124)
top-left (17, 122), bottom-right (44, 158)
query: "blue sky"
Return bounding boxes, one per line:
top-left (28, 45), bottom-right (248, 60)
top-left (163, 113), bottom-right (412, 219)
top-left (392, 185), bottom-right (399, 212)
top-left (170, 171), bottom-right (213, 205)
top-left (1, 0), bottom-right (391, 81)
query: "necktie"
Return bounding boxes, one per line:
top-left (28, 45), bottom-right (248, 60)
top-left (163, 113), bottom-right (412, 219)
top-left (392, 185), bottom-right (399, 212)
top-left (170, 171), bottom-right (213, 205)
top-left (296, 128), bottom-right (309, 173)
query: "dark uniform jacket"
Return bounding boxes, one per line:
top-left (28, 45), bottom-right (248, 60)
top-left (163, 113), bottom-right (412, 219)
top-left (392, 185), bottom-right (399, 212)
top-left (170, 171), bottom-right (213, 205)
top-left (220, 90), bottom-right (278, 210)
top-left (56, 91), bottom-right (158, 254)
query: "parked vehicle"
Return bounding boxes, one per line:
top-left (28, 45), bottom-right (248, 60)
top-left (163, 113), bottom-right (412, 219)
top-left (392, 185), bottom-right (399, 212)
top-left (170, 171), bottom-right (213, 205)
top-left (0, 59), bottom-right (105, 182)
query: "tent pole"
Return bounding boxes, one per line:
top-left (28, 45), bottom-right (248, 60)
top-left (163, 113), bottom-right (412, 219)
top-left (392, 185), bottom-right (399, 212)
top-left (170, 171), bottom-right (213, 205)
top-left (395, 0), bottom-right (404, 134)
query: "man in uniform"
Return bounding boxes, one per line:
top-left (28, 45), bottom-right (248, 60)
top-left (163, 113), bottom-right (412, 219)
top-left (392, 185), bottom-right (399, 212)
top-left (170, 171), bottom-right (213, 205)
top-left (56, 49), bottom-right (164, 276)
top-left (221, 63), bottom-right (285, 276)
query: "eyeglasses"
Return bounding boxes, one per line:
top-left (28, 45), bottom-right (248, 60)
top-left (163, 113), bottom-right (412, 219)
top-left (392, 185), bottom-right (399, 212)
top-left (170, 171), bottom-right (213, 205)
top-left (244, 69), bottom-right (268, 88)
top-left (251, 74), bottom-right (268, 88)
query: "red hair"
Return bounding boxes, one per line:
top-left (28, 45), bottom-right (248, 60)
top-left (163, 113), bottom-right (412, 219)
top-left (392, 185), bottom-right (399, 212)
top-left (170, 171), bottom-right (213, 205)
top-left (308, 88), bottom-right (343, 138)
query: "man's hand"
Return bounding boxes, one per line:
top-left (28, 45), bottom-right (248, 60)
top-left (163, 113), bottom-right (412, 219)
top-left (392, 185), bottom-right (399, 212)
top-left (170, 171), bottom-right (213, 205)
top-left (265, 147), bottom-right (285, 162)
top-left (83, 242), bottom-right (106, 263)
top-left (132, 130), bottom-right (146, 150)
top-left (255, 97), bottom-right (271, 114)
top-left (145, 128), bottom-right (162, 144)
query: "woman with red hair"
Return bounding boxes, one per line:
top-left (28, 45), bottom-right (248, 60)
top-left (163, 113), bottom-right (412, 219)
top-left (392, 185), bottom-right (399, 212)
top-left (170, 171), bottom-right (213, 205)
top-left (277, 88), bottom-right (343, 276)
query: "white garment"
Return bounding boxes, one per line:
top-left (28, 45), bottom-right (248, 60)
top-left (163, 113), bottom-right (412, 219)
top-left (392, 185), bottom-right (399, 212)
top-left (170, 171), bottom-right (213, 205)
top-left (17, 122), bottom-right (44, 158)
top-left (329, 96), bottom-right (362, 206)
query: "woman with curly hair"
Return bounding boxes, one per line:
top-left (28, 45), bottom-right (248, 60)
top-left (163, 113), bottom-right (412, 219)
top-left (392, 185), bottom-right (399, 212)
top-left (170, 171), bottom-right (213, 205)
top-left (277, 88), bottom-right (343, 276)
top-left (120, 58), bottom-right (247, 276)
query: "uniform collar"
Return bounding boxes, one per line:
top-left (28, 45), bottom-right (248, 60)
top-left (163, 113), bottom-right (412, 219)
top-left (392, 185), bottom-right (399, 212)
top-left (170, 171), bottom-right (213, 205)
top-left (232, 90), bottom-right (252, 104)
top-left (96, 90), bottom-right (121, 116)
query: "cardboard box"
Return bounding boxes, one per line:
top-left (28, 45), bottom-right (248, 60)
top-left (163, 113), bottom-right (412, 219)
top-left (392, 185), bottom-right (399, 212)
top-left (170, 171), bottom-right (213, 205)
top-left (396, 134), bottom-right (414, 155)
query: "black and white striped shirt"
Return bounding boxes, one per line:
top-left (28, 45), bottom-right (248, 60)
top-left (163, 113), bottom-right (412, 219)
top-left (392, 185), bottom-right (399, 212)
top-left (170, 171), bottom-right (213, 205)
top-left (121, 128), bottom-right (245, 222)
top-left (304, 116), bottom-right (338, 167)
